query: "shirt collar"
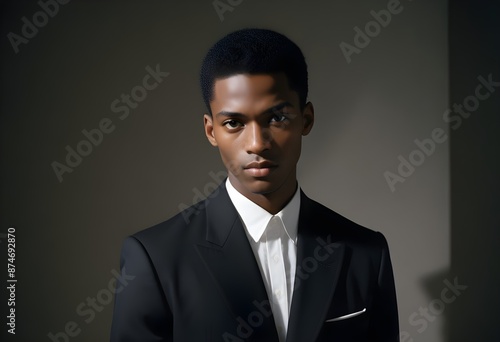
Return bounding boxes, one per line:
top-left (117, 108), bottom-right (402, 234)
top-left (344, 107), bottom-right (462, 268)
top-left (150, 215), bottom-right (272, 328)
top-left (225, 178), bottom-right (300, 244)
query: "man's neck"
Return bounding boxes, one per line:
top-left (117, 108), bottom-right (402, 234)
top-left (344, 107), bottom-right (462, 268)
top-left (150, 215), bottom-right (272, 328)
top-left (228, 174), bottom-right (298, 215)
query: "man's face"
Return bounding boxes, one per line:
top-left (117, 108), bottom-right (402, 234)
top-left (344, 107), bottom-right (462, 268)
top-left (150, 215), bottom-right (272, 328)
top-left (204, 73), bottom-right (314, 200)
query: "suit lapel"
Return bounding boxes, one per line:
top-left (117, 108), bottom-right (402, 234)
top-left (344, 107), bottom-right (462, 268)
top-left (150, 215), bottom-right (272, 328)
top-left (286, 192), bottom-right (346, 342)
top-left (195, 181), bottom-right (279, 340)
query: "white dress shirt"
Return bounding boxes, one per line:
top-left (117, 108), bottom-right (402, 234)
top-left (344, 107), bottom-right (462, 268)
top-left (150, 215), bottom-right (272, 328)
top-left (226, 178), bottom-right (300, 342)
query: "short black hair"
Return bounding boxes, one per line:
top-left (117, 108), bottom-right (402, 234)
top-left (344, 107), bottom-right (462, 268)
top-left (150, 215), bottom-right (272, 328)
top-left (200, 28), bottom-right (308, 115)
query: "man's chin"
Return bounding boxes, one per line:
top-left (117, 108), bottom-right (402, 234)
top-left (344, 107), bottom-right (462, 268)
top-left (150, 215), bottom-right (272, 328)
top-left (240, 178), bottom-right (279, 195)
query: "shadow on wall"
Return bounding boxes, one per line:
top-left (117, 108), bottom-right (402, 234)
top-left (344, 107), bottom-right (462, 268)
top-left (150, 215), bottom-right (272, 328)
top-left (448, 1), bottom-right (500, 342)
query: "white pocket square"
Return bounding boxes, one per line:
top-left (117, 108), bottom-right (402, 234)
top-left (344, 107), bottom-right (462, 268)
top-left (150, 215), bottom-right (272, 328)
top-left (325, 308), bottom-right (367, 322)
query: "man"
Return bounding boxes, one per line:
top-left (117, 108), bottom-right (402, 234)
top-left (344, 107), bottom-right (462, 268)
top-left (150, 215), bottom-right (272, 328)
top-left (110, 28), bottom-right (399, 342)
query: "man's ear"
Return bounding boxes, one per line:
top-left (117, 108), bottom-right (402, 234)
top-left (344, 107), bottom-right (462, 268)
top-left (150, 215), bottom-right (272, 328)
top-left (301, 101), bottom-right (315, 136)
top-left (204, 114), bottom-right (218, 146)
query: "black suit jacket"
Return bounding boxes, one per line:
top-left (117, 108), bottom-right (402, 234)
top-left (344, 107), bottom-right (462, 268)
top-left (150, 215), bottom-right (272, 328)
top-left (110, 181), bottom-right (399, 341)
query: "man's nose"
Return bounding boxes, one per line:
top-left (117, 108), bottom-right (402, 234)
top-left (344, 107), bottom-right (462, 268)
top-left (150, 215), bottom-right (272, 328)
top-left (245, 123), bottom-right (271, 154)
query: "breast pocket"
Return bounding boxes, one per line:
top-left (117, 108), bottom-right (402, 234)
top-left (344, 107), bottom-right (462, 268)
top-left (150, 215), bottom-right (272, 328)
top-left (319, 308), bottom-right (370, 341)
top-left (325, 308), bottom-right (366, 322)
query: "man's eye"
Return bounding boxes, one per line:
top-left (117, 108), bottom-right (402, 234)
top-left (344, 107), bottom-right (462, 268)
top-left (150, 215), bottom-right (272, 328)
top-left (223, 120), bottom-right (242, 129)
top-left (270, 113), bottom-right (288, 123)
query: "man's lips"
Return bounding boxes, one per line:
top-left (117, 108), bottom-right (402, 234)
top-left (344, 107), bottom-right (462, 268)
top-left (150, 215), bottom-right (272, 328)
top-left (243, 161), bottom-right (278, 177)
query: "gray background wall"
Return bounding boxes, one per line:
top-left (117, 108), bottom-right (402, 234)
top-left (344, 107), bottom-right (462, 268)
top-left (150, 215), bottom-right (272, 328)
top-left (0, 0), bottom-right (497, 341)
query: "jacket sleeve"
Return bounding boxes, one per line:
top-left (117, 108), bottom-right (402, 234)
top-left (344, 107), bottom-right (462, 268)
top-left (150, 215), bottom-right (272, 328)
top-left (110, 236), bottom-right (173, 342)
top-left (369, 232), bottom-right (400, 341)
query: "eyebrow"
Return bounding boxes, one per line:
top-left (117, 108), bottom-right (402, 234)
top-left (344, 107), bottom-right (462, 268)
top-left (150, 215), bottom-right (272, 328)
top-left (215, 101), bottom-right (293, 118)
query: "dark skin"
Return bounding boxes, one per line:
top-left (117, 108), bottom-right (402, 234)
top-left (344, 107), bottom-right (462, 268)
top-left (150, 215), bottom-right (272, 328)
top-left (204, 73), bottom-right (314, 214)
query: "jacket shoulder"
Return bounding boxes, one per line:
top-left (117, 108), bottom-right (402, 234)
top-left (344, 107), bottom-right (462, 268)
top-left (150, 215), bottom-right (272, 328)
top-left (305, 196), bottom-right (387, 247)
top-left (130, 200), bottom-right (208, 254)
